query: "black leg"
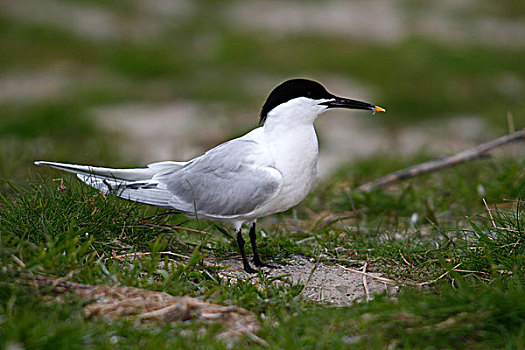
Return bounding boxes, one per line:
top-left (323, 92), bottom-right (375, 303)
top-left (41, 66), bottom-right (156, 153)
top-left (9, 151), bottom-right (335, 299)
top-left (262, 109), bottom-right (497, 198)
top-left (249, 223), bottom-right (278, 268)
top-left (236, 229), bottom-right (257, 273)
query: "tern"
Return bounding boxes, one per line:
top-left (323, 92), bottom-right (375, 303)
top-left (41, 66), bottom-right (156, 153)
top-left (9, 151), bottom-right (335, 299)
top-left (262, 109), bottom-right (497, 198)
top-left (35, 79), bottom-right (385, 273)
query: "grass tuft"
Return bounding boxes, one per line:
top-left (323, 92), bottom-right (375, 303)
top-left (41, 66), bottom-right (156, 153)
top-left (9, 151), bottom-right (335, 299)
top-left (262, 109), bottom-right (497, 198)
top-left (2, 156), bottom-right (524, 347)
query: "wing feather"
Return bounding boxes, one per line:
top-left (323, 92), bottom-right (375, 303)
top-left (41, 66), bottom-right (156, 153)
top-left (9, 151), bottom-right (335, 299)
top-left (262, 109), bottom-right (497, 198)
top-left (158, 139), bottom-right (282, 217)
top-left (36, 138), bottom-right (282, 219)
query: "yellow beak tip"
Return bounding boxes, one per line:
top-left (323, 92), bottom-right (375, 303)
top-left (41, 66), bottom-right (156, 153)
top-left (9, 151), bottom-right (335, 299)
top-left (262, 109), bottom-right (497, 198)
top-left (373, 106), bottom-right (386, 113)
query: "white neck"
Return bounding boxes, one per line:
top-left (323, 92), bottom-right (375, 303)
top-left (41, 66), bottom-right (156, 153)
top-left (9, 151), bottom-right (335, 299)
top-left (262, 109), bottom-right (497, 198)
top-left (263, 97), bottom-right (329, 131)
top-left (256, 97), bottom-right (325, 212)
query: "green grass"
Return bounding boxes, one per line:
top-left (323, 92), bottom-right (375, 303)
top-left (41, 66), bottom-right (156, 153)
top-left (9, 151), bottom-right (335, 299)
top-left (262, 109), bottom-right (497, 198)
top-left (1, 0), bottom-right (524, 347)
top-left (1, 156), bottom-right (524, 348)
top-left (263, 282), bottom-right (525, 349)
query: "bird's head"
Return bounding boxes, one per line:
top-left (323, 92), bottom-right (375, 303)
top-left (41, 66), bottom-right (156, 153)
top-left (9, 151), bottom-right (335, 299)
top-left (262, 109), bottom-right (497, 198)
top-left (259, 79), bottom-right (385, 126)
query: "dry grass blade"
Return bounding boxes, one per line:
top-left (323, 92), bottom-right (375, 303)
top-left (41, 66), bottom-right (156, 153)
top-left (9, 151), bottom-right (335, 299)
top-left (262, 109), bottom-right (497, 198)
top-left (28, 275), bottom-right (259, 341)
top-left (362, 262), bottom-right (370, 302)
top-left (417, 263), bottom-right (462, 286)
top-left (482, 198), bottom-right (497, 228)
top-left (336, 264), bottom-right (399, 285)
top-left (10, 254), bottom-right (26, 268)
top-left (141, 222), bottom-right (213, 235)
top-left (105, 251), bottom-right (221, 267)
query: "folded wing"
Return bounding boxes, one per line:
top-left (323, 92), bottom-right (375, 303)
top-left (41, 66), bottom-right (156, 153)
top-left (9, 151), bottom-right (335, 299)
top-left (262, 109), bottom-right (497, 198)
top-left (156, 139), bottom-right (283, 218)
top-left (35, 139), bottom-right (283, 218)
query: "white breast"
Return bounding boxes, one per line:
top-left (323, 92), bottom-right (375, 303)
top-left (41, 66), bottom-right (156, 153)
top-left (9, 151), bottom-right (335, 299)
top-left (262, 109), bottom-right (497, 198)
top-left (262, 123), bottom-right (319, 214)
top-left (235, 96), bottom-right (328, 221)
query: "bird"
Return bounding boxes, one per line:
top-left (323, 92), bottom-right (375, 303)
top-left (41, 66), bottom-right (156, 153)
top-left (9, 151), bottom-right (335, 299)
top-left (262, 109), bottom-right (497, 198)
top-left (35, 78), bottom-right (385, 273)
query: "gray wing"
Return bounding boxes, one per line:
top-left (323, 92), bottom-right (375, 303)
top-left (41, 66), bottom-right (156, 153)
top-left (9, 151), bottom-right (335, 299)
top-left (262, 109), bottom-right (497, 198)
top-left (155, 139), bottom-right (283, 218)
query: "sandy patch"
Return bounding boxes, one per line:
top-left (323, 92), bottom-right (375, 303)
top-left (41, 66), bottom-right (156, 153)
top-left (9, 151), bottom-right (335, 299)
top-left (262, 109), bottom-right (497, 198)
top-left (92, 102), bottom-right (232, 162)
top-left (0, 69), bottom-right (70, 103)
top-left (228, 1), bottom-right (405, 44)
top-left (1, 0), bottom-right (192, 42)
top-left (228, 0), bottom-right (525, 49)
top-left (218, 255), bottom-right (398, 306)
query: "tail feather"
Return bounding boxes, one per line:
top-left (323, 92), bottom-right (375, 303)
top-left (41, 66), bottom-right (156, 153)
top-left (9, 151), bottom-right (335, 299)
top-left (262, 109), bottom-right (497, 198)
top-left (35, 160), bottom-right (178, 209)
top-left (78, 174), bottom-right (173, 208)
top-left (34, 161), bottom-right (154, 181)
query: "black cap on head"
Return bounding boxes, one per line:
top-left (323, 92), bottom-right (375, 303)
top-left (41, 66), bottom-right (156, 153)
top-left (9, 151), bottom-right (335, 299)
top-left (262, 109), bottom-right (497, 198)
top-left (259, 79), bottom-right (385, 126)
top-left (259, 79), bottom-right (334, 125)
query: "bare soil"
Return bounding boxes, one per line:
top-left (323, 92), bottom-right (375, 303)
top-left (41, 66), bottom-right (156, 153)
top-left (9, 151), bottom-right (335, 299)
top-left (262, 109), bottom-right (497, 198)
top-left (217, 255), bottom-right (398, 306)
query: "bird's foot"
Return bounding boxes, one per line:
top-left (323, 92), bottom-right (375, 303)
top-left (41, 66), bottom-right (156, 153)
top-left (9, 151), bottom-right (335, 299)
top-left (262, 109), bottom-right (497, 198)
top-left (242, 263), bottom-right (259, 274)
top-left (257, 263), bottom-right (280, 269)
top-left (253, 258), bottom-right (280, 269)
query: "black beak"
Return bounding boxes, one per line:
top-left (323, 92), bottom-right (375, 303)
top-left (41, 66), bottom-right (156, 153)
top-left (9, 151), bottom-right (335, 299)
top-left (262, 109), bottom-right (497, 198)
top-left (321, 96), bottom-right (386, 113)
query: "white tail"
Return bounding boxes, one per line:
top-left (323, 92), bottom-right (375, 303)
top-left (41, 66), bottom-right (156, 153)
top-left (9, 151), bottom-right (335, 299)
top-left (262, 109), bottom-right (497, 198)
top-left (34, 160), bottom-right (185, 209)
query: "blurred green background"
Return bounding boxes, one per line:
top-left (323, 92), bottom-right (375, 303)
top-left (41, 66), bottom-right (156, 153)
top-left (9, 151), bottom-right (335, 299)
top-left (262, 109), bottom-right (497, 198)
top-left (1, 0), bottom-right (524, 183)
